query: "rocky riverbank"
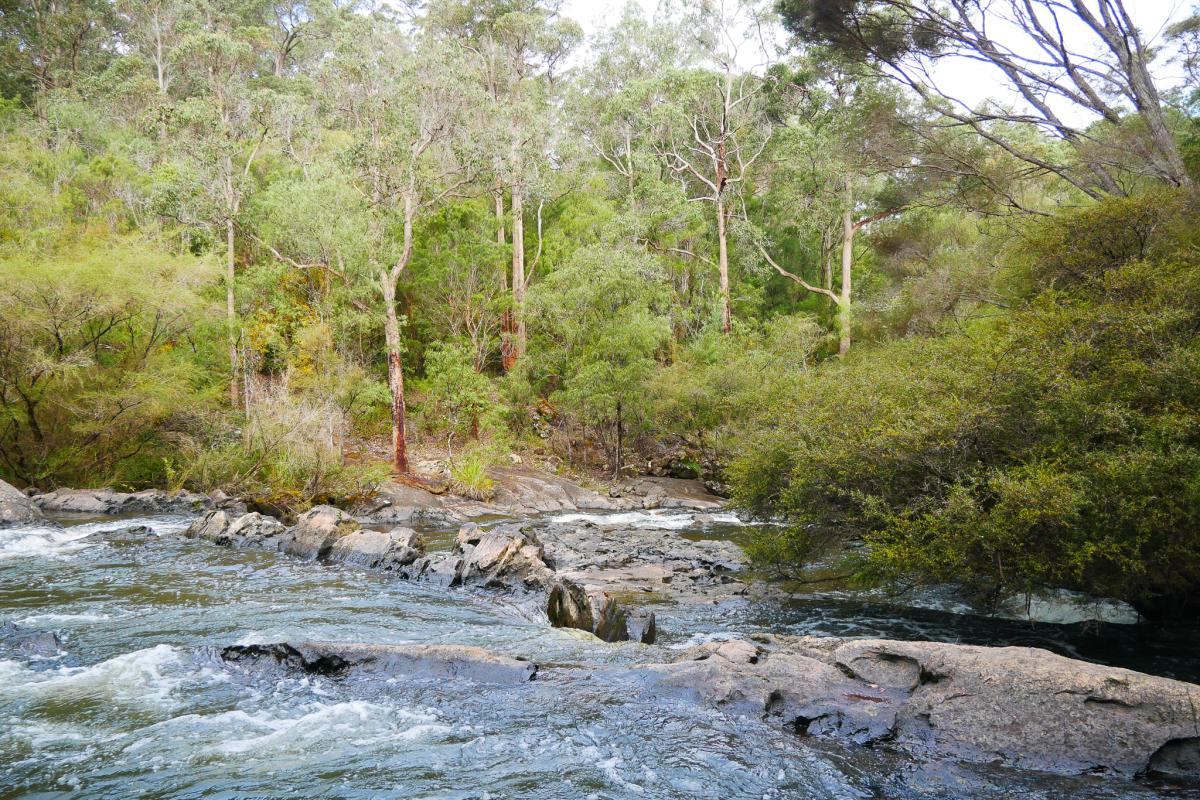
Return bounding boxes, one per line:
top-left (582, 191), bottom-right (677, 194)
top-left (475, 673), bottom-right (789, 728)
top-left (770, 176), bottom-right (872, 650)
top-left (6, 473), bottom-right (1200, 787)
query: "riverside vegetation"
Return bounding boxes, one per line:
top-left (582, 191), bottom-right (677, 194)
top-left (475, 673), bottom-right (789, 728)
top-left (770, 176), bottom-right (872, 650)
top-left (2, 0), bottom-right (1200, 626)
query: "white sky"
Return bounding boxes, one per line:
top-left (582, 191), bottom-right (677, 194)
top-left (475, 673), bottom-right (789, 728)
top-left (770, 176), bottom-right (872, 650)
top-left (561, 0), bottom-right (1194, 123)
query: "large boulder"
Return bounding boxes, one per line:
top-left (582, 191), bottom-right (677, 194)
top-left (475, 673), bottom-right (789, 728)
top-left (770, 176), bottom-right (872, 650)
top-left (0, 479), bottom-right (44, 527)
top-left (184, 510), bottom-right (285, 548)
top-left (451, 522), bottom-right (554, 590)
top-left (546, 578), bottom-right (656, 644)
top-left (637, 635), bottom-right (1200, 778)
top-left (328, 527), bottom-right (425, 571)
top-left (278, 505), bottom-right (359, 560)
top-left (537, 519), bottom-right (745, 602)
top-left (220, 641), bottom-right (537, 685)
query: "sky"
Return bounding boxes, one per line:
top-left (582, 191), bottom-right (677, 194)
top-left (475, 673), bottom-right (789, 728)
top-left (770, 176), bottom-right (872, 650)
top-left (560, 0), bottom-right (1194, 124)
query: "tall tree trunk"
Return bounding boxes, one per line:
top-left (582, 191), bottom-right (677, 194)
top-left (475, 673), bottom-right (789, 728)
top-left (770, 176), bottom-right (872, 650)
top-left (511, 186), bottom-right (526, 363)
top-left (382, 195), bottom-right (416, 474)
top-left (496, 190), bottom-right (516, 371)
top-left (381, 275), bottom-right (408, 474)
top-left (716, 195), bottom-right (731, 334)
top-left (838, 176), bottom-right (854, 357)
top-left (225, 213), bottom-right (239, 407)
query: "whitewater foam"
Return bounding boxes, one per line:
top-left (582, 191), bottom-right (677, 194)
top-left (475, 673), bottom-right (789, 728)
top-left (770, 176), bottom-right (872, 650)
top-left (0, 516), bottom-right (191, 561)
top-left (549, 510), bottom-right (744, 530)
top-left (0, 644), bottom-right (185, 708)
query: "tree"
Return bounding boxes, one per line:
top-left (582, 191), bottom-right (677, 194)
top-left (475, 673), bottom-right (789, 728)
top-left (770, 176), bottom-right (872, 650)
top-left (168, 22), bottom-right (277, 407)
top-left (0, 0), bottom-right (117, 103)
top-left (778, 0), bottom-right (1192, 195)
top-left (327, 20), bottom-right (482, 473)
top-left (528, 243), bottom-right (672, 473)
top-left (426, 0), bottom-right (581, 368)
top-left (654, 0), bottom-right (773, 334)
top-left (756, 58), bottom-right (915, 353)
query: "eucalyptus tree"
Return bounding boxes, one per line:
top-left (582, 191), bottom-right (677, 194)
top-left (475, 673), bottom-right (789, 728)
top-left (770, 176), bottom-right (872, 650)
top-left (324, 18), bottom-right (484, 473)
top-left (756, 58), bottom-right (916, 354)
top-left (165, 21), bottom-right (279, 407)
top-left (653, 0), bottom-right (774, 334)
top-left (778, 0), bottom-right (1192, 195)
top-left (0, 0), bottom-right (117, 102)
top-left (425, 0), bottom-right (581, 369)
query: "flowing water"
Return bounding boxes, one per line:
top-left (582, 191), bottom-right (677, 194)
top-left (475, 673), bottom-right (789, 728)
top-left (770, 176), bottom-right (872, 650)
top-left (2, 512), bottom-right (1198, 800)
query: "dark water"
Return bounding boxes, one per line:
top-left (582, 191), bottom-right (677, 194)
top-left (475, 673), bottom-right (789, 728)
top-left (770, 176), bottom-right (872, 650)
top-left (1, 513), bottom-right (1197, 799)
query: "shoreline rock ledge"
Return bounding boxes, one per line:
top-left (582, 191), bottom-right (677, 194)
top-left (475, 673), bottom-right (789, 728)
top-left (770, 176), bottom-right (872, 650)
top-left (636, 635), bottom-right (1200, 779)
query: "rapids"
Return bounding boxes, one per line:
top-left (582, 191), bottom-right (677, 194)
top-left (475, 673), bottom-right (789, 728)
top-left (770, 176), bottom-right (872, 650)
top-left (1, 512), bottom-right (1197, 799)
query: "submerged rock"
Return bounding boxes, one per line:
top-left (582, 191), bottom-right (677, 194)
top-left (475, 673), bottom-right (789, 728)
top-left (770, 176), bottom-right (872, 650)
top-left (220, 641), bottom-right (537, 684)
top-left (995, 588), bottom-right (1140, 625)
top-left (0, 622), bottom-right (62, 658)
top-left (637, 634), bottom-right (1200, 778)
top-left (546, 578), bottom-right (657, 644)
top-left (0, 479), bottom-right (45, 527)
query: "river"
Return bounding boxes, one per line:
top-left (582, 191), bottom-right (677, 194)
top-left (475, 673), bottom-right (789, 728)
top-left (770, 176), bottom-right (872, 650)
top-left (2, 512), bottom-right (1197, 799)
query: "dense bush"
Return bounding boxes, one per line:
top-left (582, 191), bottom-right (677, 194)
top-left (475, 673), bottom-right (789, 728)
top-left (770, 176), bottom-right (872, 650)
top-left (732, 194), bottom-right (1200, 618)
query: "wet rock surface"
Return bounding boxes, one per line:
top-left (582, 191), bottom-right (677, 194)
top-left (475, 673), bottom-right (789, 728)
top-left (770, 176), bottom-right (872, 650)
top-left (328, 526), bottom-right (425, 571)
top-left (219, 641), bottom-right (537, 684)
top-left (546, 578), bottom-right (657, 644)
top-left (0, 622), bottom-right (62, 658)
top-left (0, 479), bottom-right (45, 527)
top-left (637, 634), bottom-right (1200, 779)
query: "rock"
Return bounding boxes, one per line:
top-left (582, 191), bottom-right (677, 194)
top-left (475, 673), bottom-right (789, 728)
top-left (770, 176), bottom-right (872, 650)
top-left (546, 578), bottom-right (657, 644)
top-left (328, 527), bottom-right (424, 571)
top-left (183, 509), bottom-right (230, 541)
top-left (220, 641), bottom-right (537, 685)
top-left (0, 622), bottom-right (62, 658)
top-left (278, 505), bottom-right (359, 561)
top-left (626, 609), bottom-right (657, 644)
top-left (609, 477), bottom-right (725, 511)
top-left (33, 487), bottom-right (212, 516)
top-left (184, 510), bottom-right (285, 548)
top-left (537, 520), bottom-right (746, 602)
top-left (637, 635), bottom-right (1200, 778)
top-left (488, 470), bottom-right (616, 515)
top-left (0, 479), bottom-right (45, 527)
top-left (452, 523), bottom-right (554, 591)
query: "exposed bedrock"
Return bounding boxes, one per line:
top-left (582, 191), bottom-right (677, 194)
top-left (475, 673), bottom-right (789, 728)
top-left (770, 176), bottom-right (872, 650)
top-left (183, 511), bottom-right (657, 643)
top-left (32, 487), bottom-right (224, 516)
top-left (219, 641), bottom-right (537, 685)
top-left (636, 635), bottom-right (1200, 779)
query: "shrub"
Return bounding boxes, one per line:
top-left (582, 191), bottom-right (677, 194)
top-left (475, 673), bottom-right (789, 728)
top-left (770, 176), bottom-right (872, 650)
top-left (729, 194), bottom-right (1200, 618)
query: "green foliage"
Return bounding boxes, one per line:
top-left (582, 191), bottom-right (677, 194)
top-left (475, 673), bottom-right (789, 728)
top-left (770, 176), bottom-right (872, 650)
top-left (732, 193), bottom-right (1200, 617)
top-left (449, 449), bottom-right (496, 501)
top-left (528, 242), bottom-right (672, 469)
top-left (418, 341), bottom-right (507, 449)
top-left (0, 234), bottom-right (220, 488)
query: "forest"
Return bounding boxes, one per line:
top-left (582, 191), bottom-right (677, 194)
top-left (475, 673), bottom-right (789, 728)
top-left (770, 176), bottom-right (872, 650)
top-left (2, 0), bottom-right (1199, 621)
